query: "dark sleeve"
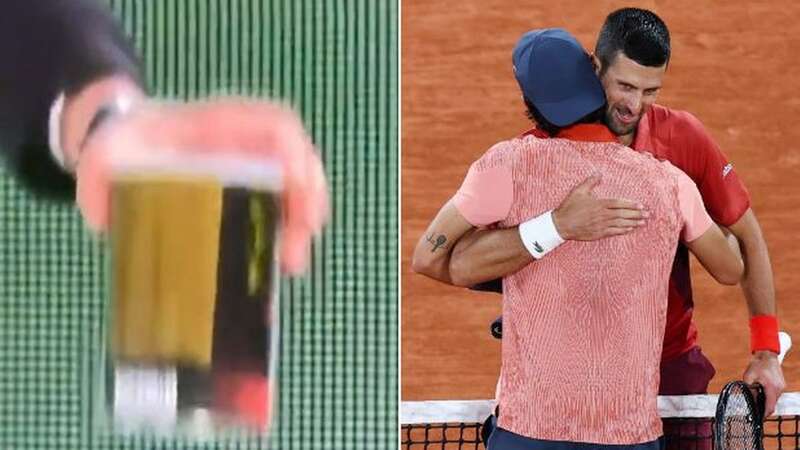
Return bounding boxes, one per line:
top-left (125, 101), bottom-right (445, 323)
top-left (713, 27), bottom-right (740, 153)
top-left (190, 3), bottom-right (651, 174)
top-left (0, 0), bottom-right (144, 200)
top-left (469, 279), bottom-right (503, 294)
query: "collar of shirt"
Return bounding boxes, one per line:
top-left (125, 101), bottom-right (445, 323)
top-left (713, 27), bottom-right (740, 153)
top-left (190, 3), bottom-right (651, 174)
top-left (521, 124), bottom-right (618, 143)
top-left (520, 127), bottom-right (549, 138)
top-left (556, 123), bottom-right (618, 143)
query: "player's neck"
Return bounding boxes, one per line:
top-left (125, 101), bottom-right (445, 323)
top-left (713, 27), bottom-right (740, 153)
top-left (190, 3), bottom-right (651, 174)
top-left (618, 131), bottom-right (635, 146)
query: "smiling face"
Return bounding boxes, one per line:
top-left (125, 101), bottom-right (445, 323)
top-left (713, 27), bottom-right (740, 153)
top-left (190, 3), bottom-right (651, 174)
top-left (596, 51), bottom-right (666, 145)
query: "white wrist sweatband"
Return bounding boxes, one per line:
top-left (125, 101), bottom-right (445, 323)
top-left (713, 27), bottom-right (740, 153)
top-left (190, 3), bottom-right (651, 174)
top-left (518, 210), bottom-right (565, 259)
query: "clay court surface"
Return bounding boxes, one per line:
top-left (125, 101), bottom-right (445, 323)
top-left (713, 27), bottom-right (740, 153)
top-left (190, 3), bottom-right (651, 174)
top-left (402, 0), bottom-right (800, 401)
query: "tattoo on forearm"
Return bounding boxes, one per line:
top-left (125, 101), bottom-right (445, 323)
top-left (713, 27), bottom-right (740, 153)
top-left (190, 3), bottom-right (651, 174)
top-left (426, 233), bottom-right (448, 252)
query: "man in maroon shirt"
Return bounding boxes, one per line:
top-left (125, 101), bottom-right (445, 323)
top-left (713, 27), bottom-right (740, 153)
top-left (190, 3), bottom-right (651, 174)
top-left (412, 6), bottom-right (784, 423)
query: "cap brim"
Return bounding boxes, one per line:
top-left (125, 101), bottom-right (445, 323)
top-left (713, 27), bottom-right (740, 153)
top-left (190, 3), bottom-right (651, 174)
top-left (537, 86), bottom-right (606, 127)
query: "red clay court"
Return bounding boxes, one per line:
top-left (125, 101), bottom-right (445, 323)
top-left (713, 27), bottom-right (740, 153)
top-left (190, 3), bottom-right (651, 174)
top-left (402, 0), bottom-right (800, 405)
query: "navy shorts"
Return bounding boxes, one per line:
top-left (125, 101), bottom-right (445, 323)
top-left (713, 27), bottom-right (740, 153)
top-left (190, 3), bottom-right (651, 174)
top-left (486, 427), bottom-right (665, 450)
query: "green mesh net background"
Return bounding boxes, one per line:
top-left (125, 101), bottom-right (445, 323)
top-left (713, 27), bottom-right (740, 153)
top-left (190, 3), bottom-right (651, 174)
top-left (0, 1), bottom-right (398, 449)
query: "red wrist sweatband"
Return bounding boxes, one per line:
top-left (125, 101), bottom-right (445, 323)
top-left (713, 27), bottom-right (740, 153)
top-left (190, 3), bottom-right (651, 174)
top-left (750, 315), bottom-right (780, 354)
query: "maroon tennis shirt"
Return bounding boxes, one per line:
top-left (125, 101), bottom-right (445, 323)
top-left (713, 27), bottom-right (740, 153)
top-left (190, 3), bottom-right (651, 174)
top-left (632, 104), bottom-right (750, 362)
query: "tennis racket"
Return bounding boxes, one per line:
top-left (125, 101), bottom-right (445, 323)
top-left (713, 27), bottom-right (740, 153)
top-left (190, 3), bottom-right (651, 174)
top-left (714, 381), bottom-right (765, 450)
top-left (713, 331), bottom-right (792, 450)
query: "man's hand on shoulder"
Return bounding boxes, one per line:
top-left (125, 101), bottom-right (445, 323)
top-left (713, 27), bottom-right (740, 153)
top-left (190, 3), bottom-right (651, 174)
top-left (552, 174), bottom-right (649, 241)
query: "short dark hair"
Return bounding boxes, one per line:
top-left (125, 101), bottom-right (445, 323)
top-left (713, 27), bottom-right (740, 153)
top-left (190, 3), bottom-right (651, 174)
top-left (524, 97), bottom-right (605, 136)
top-left (594, 8), bottom-right (670, 74)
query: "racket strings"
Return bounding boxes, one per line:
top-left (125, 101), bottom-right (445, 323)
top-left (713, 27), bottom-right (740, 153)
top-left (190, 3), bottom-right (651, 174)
top-left (715, 382), bottom-right (765, 450)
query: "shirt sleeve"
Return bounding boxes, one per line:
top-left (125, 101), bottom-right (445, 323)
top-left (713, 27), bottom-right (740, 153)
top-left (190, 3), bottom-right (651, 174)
top-left (0, 0), bottom-right (144, 200)
top-left (676, 169), bottom-right (714, 243)
top-left (452, 143), bottom-right (514, 227)
top-left (674, 111), bottom-right (750, 227)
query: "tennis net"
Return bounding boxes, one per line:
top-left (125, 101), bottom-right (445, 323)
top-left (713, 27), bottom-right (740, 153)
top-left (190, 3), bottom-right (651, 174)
top-left (401, 394), bottom-right (800, 449)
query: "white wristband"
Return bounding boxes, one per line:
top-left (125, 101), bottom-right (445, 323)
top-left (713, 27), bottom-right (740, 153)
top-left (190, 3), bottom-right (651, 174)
top-left (518, 210), bottom-right (565, 259)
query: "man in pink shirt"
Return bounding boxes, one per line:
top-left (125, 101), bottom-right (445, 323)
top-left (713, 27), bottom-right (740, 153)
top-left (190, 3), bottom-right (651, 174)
top-left (413, 28), bottom-right (743, 449)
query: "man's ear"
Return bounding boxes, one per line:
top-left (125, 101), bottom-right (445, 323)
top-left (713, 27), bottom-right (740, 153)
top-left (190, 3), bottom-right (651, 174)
top-left (590, 53), bottom-right (601, 76)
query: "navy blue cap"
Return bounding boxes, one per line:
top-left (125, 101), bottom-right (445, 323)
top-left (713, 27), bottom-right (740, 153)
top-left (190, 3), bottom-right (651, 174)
top-left (512, 28), bottom-right (606, 127)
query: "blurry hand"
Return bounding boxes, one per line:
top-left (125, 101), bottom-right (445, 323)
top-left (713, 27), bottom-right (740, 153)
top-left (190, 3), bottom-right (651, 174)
top-left (76, 99), bottom-right (329, 274)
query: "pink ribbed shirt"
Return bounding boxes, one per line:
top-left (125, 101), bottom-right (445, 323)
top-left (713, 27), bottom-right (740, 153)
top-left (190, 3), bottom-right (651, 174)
top-left (453, 124), bottom-right (712, 445)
